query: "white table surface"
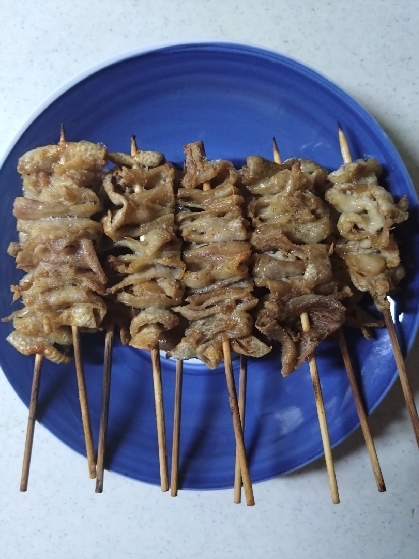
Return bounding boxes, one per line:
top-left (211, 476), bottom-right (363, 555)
top-left (1, 1), bottom-right (418, 558)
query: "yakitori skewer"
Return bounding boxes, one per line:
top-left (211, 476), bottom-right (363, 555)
top-left (132, 135), bottom-right (169, 492)
top-left (167, 141), bottom-right (263, 504)
top-left (272, 138), bottom-right (340, 504)
top-left (200, 171), bottom-right (254, 506)
top-left (296, 127), bottom-right (385, 492)
top-left (337, 126), bottom-right (419, 448)
top-left (63, 124), bottom-right (97, 480)
top-left (133, 136), bottom-right (169, 492)
top-left (18, 126), bottom-right (100, 488)
top-left (61, 125), bottom-right (96, 480)
top-left (103, 136), bottom-right (174, 491)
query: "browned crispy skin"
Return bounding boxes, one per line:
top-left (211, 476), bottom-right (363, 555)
top-left (256, 294), bottom-right (346, 376)
top-left (102, 160), bottom-right (185, 350)
top-left (5, 141), bottom-right (109, 363)
top-left (169, 141), bottom-right (270, 368)
top-left (325, 159), bottom-right (408, 311)
top-left (241, 155), bottom-right (347, 375)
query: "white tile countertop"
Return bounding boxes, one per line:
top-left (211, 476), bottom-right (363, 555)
top-left (0, 1), bottom-right (418, 558)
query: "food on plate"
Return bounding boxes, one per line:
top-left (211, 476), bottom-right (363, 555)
top-left (3, 140), bottom-right (108, 363)
top-left (102, 140), bottom-right (186, 350)
top-left (240, 155), bottom-right (348, 375)
top-left (325, 158), bottom-right (408, 311)
top-left (3, 139), bottom-right (408, 374)
top-left (168, 141), bottom-right (270, 368)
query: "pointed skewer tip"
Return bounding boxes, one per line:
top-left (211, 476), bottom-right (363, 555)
top-left (130, 135), bottom-right (138, 156)
top-left (338, 125), bottom-right (352, 164)
top-left (59, 124), bottom-right (66, 145)
top-left (272, 137), bottom-right (281, 165)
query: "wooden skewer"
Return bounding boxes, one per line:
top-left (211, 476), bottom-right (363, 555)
top-left (151, 348), bottom-right (169, 492)
top-left (59, 123), bottom-right (66, 146)
top-left (62, 124), bottom-right (97, 479)
top-left (301, 314), bottom-right (340, 503)
top-left (201, 161), bottom-right (254, 505)
top-left (273, 138), bottom-right (339, 503)
top-left (95, 327), bottom-right (114, 493)
top-left (338, 330), bottom-right (385, 491)
top-left (223, 338), bottom-right (255, 506)
top-left (383, 310), bottom-right (419, 447)
top-left (233, 354), bottom-right (247, 503)
top-left (20, 354), bottom-right (43, 491)
top-left (272, 137), bottom-right (281, 165)
top-left (325, 126), bottom-right (386, 491)
top-left (130, 135), bottom-right (138, 159)
top-left (170, 359), bottom-right (183, 496)
top-left (72, 325), bottom-right (97, 479)
top-left (338, 125), bottom-right (419, 448)
top-left (21, 126), bottom-right (97, 488)
top-left (62, 125), bottom-right (97, 478)
top-left (337, 124), bottom-right (351, 165)
top-left (130, 135), bottom-right (170, 491)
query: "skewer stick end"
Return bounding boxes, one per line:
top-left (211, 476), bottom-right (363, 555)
top-left (130, 135), bottom-right (138, 157)
top-left (378, 481), bottom-right (386, 493)
top-left (338, 124), bottom-right (352, 163)
top-left (272, 137), bottom-right (281, 164)
top-left (88, 467), bottom-right (97, 480)
top-left (59, 123), bottom-right (66, 145)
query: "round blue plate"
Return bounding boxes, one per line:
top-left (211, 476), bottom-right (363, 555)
top-left (1, 42), bottom-right (418, 489)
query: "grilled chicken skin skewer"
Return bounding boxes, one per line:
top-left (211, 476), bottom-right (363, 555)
top-left (234, 138), bottom-right (342, 503)
top-left (101, 137), bottom-right (181, 491)
top-left (6, 130), bottom-right (409, 499)
top-left (169, 141), bottom-right (262, 505)
top-left (5, 126), bottom-right (108, 486)
top-left (326, 126), bottom-right (419, 448)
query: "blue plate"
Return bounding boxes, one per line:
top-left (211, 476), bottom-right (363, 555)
top-left (1, 42), bottom-right (418, 489)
